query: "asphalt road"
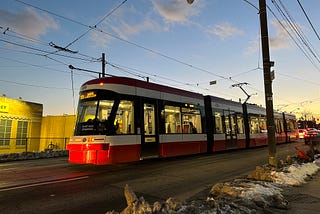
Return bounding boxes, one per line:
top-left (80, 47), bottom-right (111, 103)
top-left (0, 141), bottom-right (305, 214)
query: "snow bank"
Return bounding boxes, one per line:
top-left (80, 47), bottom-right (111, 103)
top-left (106, 157), bottom-right (320, 214)
top-left (272, 160), bottom-right (320, 186)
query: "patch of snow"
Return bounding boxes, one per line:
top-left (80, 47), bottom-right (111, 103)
top-left (107, 157), bottom-right (320, 214)
top-left (272, 160), bottom-right (320, 186)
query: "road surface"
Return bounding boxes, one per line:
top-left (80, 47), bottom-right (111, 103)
top-left (0, 141), bottom-right (303, 214)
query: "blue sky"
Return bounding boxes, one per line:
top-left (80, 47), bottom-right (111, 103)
top-left (1, 0), bottom-right (320, 119)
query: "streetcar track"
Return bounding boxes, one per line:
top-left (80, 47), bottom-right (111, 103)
top-left (0, 176), bottom-right (89, 192)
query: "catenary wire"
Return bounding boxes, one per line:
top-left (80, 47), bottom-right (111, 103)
top-left (296, 0), bottom-right (320, 42)
top-left (9, 0), bottom-right (318, 107)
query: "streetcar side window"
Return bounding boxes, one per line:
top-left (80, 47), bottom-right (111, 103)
top-left (250, 116), bottom-right (260, 134)
top-left (181, 108), bottom-right (202, 134)
top-left (164, 105), bottom-right (181, 134)
top-left (237, 115), bottom-right (244, 134)
top-left (214, 111), bottom-right (223, 134)
top-left (144, 104), bottom-right (155, 136)
top-left (114, 100), bottom-right (134, 134)
top-left (275, 119), bottom-right (280, 133)
top-left (279, 120), bottom-right (284, 133)
top-left (287, 119), bottom-right (296, 132)
top-left (259, 116), bottom-right (267, 133)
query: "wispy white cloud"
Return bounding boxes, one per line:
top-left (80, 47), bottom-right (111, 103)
top-left (111, 18), bottom-right (161, 40)
top-left (90, 5), bottom-right (162, 46)
top-left (207, 22), bottom-right (244, 40)
top-left (151, 0), bottom-right (202, 24)
top-left (269, 19), bottom-right (292, 50)
top-left (0, 8), bottom-right (58, 39)
top-left (90, 0), bottom-right (202, 47)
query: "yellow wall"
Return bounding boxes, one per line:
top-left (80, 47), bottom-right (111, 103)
top-left (40, 115), bottom-right (75, 151)
top-left (0, 96), bottom-right (43, 153)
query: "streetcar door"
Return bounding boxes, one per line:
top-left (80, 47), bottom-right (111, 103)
top-left (141, 102), bottom-right (159, 159)
top-left (224, 111), bottom-right (238, 149)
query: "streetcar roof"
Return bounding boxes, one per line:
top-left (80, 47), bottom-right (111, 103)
top-left (81, 76), bottom-right (204, 100)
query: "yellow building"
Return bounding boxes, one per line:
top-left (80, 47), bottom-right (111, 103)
top-left (0, 96), bottom-right (75, 155)
top-left (0, 96), bottom-right (43, 154)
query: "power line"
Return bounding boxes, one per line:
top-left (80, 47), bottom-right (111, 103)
top-left (1, 26), bottom-right (100, 61)
top-left (271, 1), bottom-right (320, 65)
top-left (242, 0), bottom-right (259, 11)
top-left (14, 0), bottom-right (89, 28)
top-left (266, 4), bottom-right (320, 72)
top-left (296, 0), bottom-right (320, 41)
top-left (0, 37), bottom-right (99, 62)
top-left (0, 79), bottom-right (74, 90)
top-left (44, 0), bottom-right (128, 57)
top-left (13, 0), bottom-right (231, 81)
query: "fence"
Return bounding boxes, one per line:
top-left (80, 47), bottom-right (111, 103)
top-left (0, 137), bottom-right (69, 154)
top-left (0, 137), bottom-right (70, 162)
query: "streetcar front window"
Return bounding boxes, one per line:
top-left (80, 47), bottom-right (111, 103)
top-left (78, 101), bottom-right (99, 123)
top-left (75, 99), bottom-right (134, 135)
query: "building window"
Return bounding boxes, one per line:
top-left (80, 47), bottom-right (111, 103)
top-left (16, 121), bottom-right (28, 146)
top-left (0, 119), bottom-right (12, 146)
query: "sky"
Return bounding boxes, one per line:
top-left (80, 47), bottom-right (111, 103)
top-left (1, 0), bottom-right (320, 118)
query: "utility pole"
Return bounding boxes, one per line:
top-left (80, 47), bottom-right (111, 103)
top-left (102, 53), bottom-right (106, 77)
top-left (186, 0), bottom-right (277, 166)
top-left (259, 0), bottom-right (277, 167)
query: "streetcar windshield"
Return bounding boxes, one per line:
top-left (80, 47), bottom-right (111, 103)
top-left (74, 98), bottom-right (134, 135)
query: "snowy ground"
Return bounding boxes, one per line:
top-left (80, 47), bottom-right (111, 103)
top-left (106, 154), bottom-right (320, 214)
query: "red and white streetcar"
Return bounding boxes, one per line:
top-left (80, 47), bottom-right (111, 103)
top-left (66, 76), bottom-right (297, 165)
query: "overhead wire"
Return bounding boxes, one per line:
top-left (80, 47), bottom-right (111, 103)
top-left (10, 0), bottom-right (265, 102)
top-left (296, 0), bottom-right (320, 42)
top-left (270, 0), bottom-right (320, 69)
top-left (44, 0), bottom-right (128, 57)
top-left (266, 4), bottom-right (320, 72)
top-left (14, 0), bottom-right (231, 82)
top-left (277, 0), bottom-right (320, 63)
top-left (0, 37), bottom-right (99, 62)
top-left (11, 0), bottom-right (251, 100)
top-left (9, 0), bottom-right (319, 107)
top-left (106, 61), bottom-right (243, 100)
top-left (0, 26), bottom-right (100, 61)
top-left (0, 79), bottom-right (73, 90)
top-left (241, 0), bottom-right (320, 107)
